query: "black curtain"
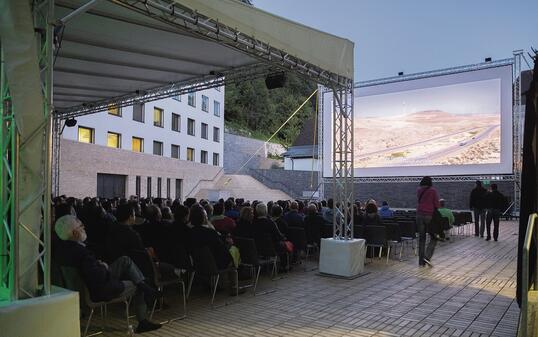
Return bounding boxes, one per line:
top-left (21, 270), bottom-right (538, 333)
top-left (517, 56), bottom-right (538, 306)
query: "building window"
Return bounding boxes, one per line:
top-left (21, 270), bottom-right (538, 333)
top-left (213, 100), bottom-right (220, 117)
top-left (107, 132), bottom-right (121, 148)
top-left (78, 126), bottom-right (94, 144)
top-left (201, 123), bottom-right (208, 139)
top-left (108, 104), bottom-right (121, 116)
top-left (201, 95), bottom-right (209, 112)
top-left (187, 147), bottom-right (195, 161)
top-left (153, 107), bottom-right (164, 127)
top-left (213, 127), bottom-right (220, 142)
top-left (213, 153), bottom-right (220, 166)
top-left (175, 179), bottom-right (182, 200)
top-left (172, 113), bottom-right (180, 132)
top-left (171, 144), bottom-right (180, 159)
top-left (166, 178), bottom-right (170, 199)
top-left (135, 176), bottom-right (141, 197)
top-left (201, 150), bottom-right (208, 164)
top-left (133, 103), bottom-right (144, 122)
top-left (187, 118), bottom-right (195, 136)
top-left (157, 177), bottom-right (162, 198)
top-left (153, 141), bottom-right (163, 156)
top-left (147, 177), bottom-right (152, 198)
top-left (132, 137), bottom-right (144, 152)
top-left (188, 92), bottom-right (196, 107)
top-left (172, 94), bottom-right (181, 102)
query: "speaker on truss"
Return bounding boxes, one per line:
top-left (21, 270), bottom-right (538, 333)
top-left (265, 72), bottom-right (287, 89)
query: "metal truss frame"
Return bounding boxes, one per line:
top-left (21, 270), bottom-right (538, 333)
top-left (513, 50), bottom-right (524, 215)
top-left (331, 83), bottom-right (354, 240)
top-left (0, 0), bottom-right (53, 302)
top-left (356, 58), bottom-right (513, 89)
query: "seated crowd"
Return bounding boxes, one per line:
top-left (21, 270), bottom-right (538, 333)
top-left (51, 195), bottom-right (457, 333)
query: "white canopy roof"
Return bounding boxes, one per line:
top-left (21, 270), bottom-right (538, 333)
top-left (53, 0), bottom-right (354, 113)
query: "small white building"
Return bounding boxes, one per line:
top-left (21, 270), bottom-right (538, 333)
top-left (282, 118), bottom-right (320, 171)
top-left (60, 87), bottom-right (225, 200)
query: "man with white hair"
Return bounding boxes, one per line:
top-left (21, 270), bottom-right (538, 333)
top-left (54, 215), bottom-right (161, 333)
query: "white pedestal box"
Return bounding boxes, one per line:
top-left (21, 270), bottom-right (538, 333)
top-left (319, 238), bottom-right (366, 278)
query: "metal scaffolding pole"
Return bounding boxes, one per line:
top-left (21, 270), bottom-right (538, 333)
top-left (0, 0), bottom-right (53, 301)
top-left (513, 50), bottom-right (523, 216)
top-left (332, 83), bottom-right (354, 239)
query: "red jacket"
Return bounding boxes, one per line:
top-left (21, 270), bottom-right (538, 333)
top-left (417, 186), bottom-right (440, 216)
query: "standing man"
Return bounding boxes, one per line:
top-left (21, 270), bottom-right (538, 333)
top-left (469, 180), bottom-right (487, 237)
top-left (416, 176), bottom-right (440, 267)
top-left (485, 184), bottom-right (507, 241)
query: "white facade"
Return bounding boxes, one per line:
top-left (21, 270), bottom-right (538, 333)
top-left (60, 87), bottom-right (225, 199)
top-left (62, 87), bottom-right (224, 165)
top-left (284, 157), bottom-right (320, 171)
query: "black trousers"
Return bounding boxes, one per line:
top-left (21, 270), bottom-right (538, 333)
top-left (486, 209), bottom-right (501, 240)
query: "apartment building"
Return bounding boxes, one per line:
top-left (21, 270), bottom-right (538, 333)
top-left (59, 87), bottom-right (224, 200)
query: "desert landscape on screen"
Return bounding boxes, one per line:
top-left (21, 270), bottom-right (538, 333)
top-left (354, 78), bottom-right (501, 168)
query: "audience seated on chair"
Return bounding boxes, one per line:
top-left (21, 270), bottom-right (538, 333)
top-left (54, 215), bottom-right (161, 333)
top-left (303, 203), bottom-right (323, 246)
top-left (363, 202), bottom-right (382, 226)
top-left (211, 202), bottom-right (236, 234)
top-left (234, 206), bottom-right (255, 238)
top-left (271, 205), bottom-right (289, 236)
top-left (378, 201), bottom-right (394, 218)
top-left (283, 201), bottom-right (304, 228)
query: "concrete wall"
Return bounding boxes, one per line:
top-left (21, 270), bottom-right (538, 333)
top-left (59, 139), bottom-right (222, 199)
top-left (223, 132), bottom-right (284, 173)
top-left (242, 167), bottom-right (515, 210)
top-left (248, 168), bottom-right (320, 199)
top-left (323, 180), bottom-right (515, 210)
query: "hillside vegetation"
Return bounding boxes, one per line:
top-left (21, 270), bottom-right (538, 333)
top-left (224, 73), bottom-right (317, 147)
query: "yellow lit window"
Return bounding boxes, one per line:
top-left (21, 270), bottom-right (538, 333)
top-left (78, 126), bottom-right (94, 144)
top-left (187, 148), bottom-right (194, 161)
top-left (132, 137), bottom-right (144, 152)
top-left (107, 132), bottom-right (121, 148)
top-left (154, 107), bottom-right (163, 127)
top-left (108, 104), bottom-right (121, 116)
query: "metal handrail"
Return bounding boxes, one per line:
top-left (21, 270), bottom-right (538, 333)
top-left (520, 213), bottom-right (538, 337)
top-left (184, 167), bottom-right (224, 199)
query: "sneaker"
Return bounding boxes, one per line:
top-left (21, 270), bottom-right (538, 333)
top-left (423, 258), bottom-right (433, 267)
top-left (136, 320), bottom-right (162, 333)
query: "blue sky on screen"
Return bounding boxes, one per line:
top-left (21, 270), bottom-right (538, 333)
top-left (356, 78), bottom-right (500, 118)
top-left (255, 0), bottom-right (538, 81)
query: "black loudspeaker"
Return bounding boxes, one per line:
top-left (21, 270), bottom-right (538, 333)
top-left (265, 72), bottom-right (287, 89)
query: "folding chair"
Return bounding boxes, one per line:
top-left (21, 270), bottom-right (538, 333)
top-left (254, 234), bottom-right (280, 278)
top-left (191, 246), bottom-right (238, 307)
top-left (387, 224), bottom-right (404, 261)
top-left (398, 221), bottom-right (417, 256)
top-left (234, 236), bottom-right (277, 295)
top-left (61, 266), bottom-right (135, 337)
top-left (130, 249), bottom-right (187, 323)
top-left (365, 226), bottom-right (390, 264)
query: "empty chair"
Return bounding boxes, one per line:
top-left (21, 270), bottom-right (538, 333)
top-left (386, 224), bottom-right (404, 261)
top-left (365, 226), bottom-right (390, 264)
top-left (61, 266), bottom-right (135, 337)
top-left (191, 246), bottom-right (238, 307)
top-left (399, 221), bottom-right (417, 256)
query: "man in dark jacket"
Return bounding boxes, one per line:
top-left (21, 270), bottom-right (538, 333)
top-left (54, 215), bottom-right (161, 333)
top-left (469, 181), bottom-right (488, 237)
top-left (485, 184), bottom-right (507, 241)
top-left (106, 203), bottom-right (146, 264)
top-left (283, 201), bottom-right (305, 229)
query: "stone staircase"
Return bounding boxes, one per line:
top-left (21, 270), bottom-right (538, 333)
top-left (195, 174), bottom-right (292, 202)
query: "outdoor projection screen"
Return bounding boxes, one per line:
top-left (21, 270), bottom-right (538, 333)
top-left (322, 64), bottom-right (513, 177)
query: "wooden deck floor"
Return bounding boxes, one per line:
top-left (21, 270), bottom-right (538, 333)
top-left (98, 220), bottom-right (520, 337)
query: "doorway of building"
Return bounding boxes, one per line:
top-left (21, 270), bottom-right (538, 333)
top-left (97, 173), bottom-right (126, 198)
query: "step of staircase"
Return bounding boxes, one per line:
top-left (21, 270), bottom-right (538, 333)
top-left (194, 174), bottom-right (292, 202)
